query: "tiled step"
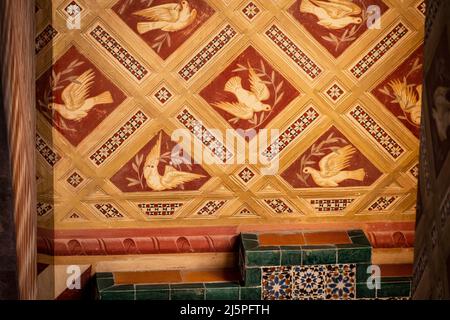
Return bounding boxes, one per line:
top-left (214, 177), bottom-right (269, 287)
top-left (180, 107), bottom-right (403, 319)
top-left (95, 230), bottom-right (413, 300)
top-left (114, 269), bottom-right (240, 285)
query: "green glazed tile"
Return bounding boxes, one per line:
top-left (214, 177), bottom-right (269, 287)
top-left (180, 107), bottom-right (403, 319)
top-left (96, 278), bottom-right (115, 292)
top-left (244, 268), bottom-right (261, 287)
top-left (171, 283), bottom-right (204, 289)
top-left (240, 287), bottom-right (261, 300)
top-left (96, 272), bottom-right (114, 279)
top-left (171, 288), bottom-right (205, 300)
top-left (246, 250), bottom-right (280, 267)
top-left (136, 289), bottom-right (170, 300)
top-left (243, 239), bottom-right (259, 250)
top-left (136, 284), bottom-right (170, 291)
top-left (103, 285), bottom-right (134, 292)
top-left (337, 246), bottom-right (371, 263)
top-left (376, 281), bottom-right (411, 298)
top-left (242, 233), bottom-right (258, 240)
top-left (258, 246), bottom-right (280, 250)
top-left (205, 282), bottom-right (240, 288)
top-left (356, 282), bottom-right (376, 298)
top-left (381, 277), bottom-right (412, 283)
top-left (347, 230), bottom-right (365, 237)
top-left (355, 263), bottom-right (371, 283)
top-left (302, 248), bottom-right (336, 265)
top-left (350, 235), bottom-right (371, 246)
top-left (280, 249), bottom-right (302, 266)
top-left (279, 245), bottom-right (302, 250)
top-left (206, 287), bottom-right (240, 300)
top-left (100, 290), bottom-right (134, 300)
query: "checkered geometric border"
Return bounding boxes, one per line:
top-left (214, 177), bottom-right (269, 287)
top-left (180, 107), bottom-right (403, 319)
top-left (262, 107), bottom-right (319, 161)
top-left (350, 105), bottom-right (405, 160)
top-left (265, 24), bottom-right (322, 80)
top-left (90, 110), bottom-right (149, 166)
top-left (310, 199), bottom-right (354, 212)
top-left (350, 23), bottom-right (409, 79)
top-left (178, 24), bottom-right (237, 81)
top-left (90, 24), bottom-right (149, 81)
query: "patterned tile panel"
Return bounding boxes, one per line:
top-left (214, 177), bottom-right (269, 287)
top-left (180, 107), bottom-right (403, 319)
top-left (237, 167), bottom-right (256, 184)
top-left (64, 1), bottom-right (83, 16)
top-left (36, 134), bottom-right (61, 167)
top-left (292, 265), bottom-right (325, 300)
top-left (90, 24), bottom-right (149, 81)
top-left (324, 264), bottom-right (356, 300)
top-left (138, 203), bottom-right (183, 217)
top-left (178, 25), bottom-right (237, 81)
top-left (67, 211), bottom-right (82, 220)
top-left (262, 107), bottom-right (319, 161)
top-left (262, 264), bottom-right (356, 300)
top-left (94, 203), bottom-right (124, 219)
top-left (416, 1), bottom-right (426, 16)
top-left (242, 2), bottom-right (261, 21)
top-left (37, 202), bottom-right (53, 218)
top-left (265, 24), bottom-right (322, 80)
top-left (177, 109), bottom-right (233, 163)
top-left (67, 171), bottom-right (84, 188)
top-left (237, 207), bottom-right (256, 217)
top-left (350, 105), bottom-right (405, 159)
top-left (90, 110), bottom-right (148, 166)
top-left (324, 82), bottom-right (345, 103)
top-left (264, 199), bottom-right (294, 214)
top-left (197, 200), bottom-right (227, 216)
top-left (409, 163), bottom-right (419, 179)
top-left (262, 266), bottom-right (292, 300)
top-left (367, 196), bottom-right (399, 212)
top-left (153, 86), bottom-right (173, 106)
top-left (310, 199), bottom-right (354, 212)
top-left (35, 24), bottom-right (58, 54)
top-left (350, 23), bottom-right (409, 79)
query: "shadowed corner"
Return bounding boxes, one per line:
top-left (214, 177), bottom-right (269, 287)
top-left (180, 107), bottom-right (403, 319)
top-left (0, 77), bottom-right (19, 300)
top-left (35, 0), bottom-right (56, 301)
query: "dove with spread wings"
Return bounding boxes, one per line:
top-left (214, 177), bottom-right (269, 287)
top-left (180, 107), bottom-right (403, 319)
top-left (143, 133), bottom-right (206, 191)
top-left (303, 145), bottom-right (365, 187)
top-left (388, 79), bottom-right (422, 126)
top-left (50, 69), bottom-right (113, 122)
top-left (300, 0), bottom-right (362, 30)
top-left (213, 64), bottom-right (272, 120)
top-left (134, 1), bottom-right (197, 34)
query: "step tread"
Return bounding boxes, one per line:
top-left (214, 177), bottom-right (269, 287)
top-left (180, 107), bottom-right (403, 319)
top-left (113, 268), bottom-right (240, 285)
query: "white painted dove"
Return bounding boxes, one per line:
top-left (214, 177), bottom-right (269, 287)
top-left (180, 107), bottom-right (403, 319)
top-left (213, 65), bottom-right (272, 120)
top-left (134, 1), bottom-right (197, 34)
top-left (388, 79), bottom-right (422, 125)
top-left (303, 145), bottom-right (366, 187)
top-left (50, 69), bottom-right (113, 121)
top-left (143, 133), bottom-right (205, 191)
top-left (300, 0), bottom-right (362, 30)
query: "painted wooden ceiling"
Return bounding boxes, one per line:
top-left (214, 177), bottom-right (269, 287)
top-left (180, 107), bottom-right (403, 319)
top-left (35, 0), bottom-right (423, 230)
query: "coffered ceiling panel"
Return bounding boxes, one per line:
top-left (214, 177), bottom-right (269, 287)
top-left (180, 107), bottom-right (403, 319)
top-left (35, 0), bottom-right (424, 230)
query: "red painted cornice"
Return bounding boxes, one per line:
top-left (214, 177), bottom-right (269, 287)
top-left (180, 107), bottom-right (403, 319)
top-left (38, 222), bottom-right (415, 256)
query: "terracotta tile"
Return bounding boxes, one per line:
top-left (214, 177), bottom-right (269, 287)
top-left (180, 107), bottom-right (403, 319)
top-left (181, 269), bottom-right (240, 283)
top-left (114, 270), bottom-right (182, 285)
top-left (258, 233), bottom-right (281, 246)
top-left (259, 233), bottom-right (305, 246)
top-left (379, 264), bottom-right (413, 277)
top-left (303, 231), bottom-right (351, 245)
top-left (280, 233), bottom-right (306, 245)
